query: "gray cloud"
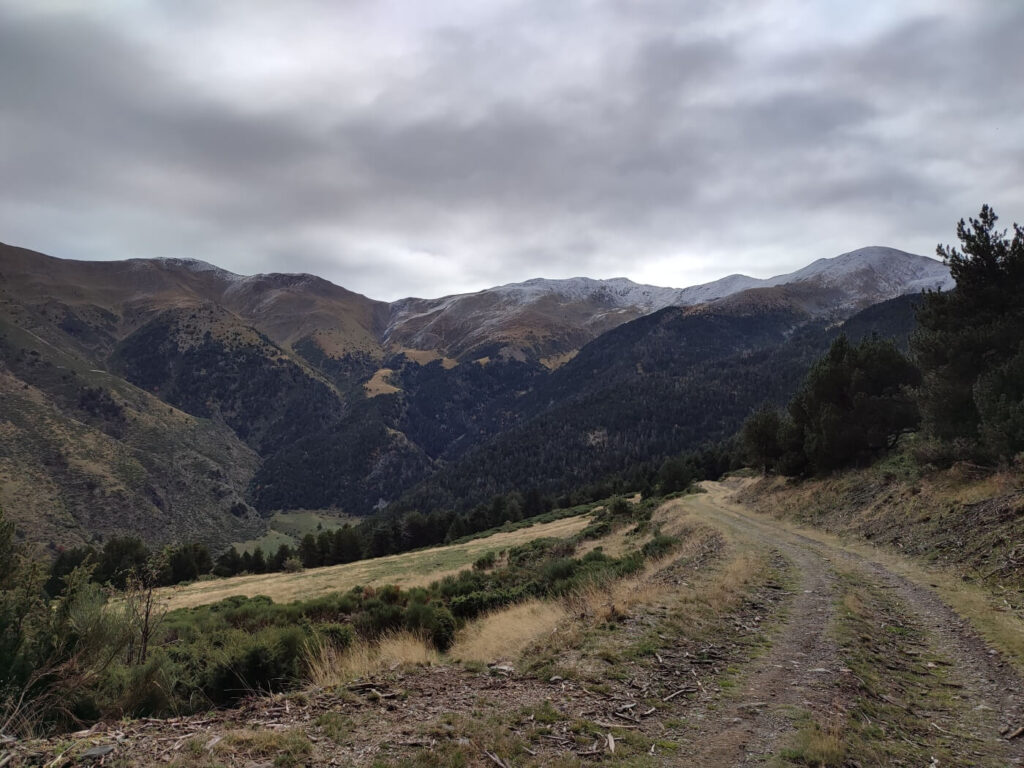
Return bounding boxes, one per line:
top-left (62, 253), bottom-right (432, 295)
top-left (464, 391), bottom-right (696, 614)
top-left (0, 1), bottom-right (1021, 299)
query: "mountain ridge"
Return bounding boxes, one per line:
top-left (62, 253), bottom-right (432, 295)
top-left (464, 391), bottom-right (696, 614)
top-left (0, 240), bottom-right (950, 548)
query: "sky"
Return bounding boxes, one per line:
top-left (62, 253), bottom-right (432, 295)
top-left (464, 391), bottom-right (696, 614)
top-left (1, 1), bottom-right (1021, 301)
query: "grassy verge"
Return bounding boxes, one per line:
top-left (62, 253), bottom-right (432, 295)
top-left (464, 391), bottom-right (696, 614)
top-left (373, 528), bottom-right (791, 767)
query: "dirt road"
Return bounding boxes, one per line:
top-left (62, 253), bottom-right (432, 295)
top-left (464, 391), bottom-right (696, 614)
top-left (683, 479), bottom-right (1024, 766)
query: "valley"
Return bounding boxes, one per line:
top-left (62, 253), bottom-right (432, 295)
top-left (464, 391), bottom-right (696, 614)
top-left (2, 5), bottom-right (1017, 764)
top-left (4, 212), bottom-right (1023, 766)
top-left (0, 242), bottom-right (947, 550)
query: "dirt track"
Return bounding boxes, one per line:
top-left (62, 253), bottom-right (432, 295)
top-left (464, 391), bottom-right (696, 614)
top-left (684, 479), bottom-right (1024, 766)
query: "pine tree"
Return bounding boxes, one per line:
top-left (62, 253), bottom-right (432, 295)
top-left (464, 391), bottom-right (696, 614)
top-left (740, 406), bottom-right (784, 475)
top-left (913, 205), bottom-right (1024, 459)
top-left (789, 335), bottom-right (920, 473)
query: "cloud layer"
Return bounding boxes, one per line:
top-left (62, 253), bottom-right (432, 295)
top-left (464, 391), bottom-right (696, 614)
top-left (1, 1), bottom-right (1021, 299)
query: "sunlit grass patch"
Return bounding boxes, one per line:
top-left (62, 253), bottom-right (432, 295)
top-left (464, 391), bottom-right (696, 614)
top-left (307, 631), bottom-right (438, 687)
top-left (450, 599), bottom-right (567, 664)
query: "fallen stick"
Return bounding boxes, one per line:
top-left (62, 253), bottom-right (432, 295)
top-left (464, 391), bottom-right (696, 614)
top-left (483, 749), bottom-right (509, 768)
top-left (1007, 725), bottom-right (1024, 741)
top-left (662, 687), bottom-right (695, 702)
top-left (593, 721), bottom-right (637, 730)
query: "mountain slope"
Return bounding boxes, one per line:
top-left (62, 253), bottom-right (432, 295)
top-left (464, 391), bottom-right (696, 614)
top-left (393, 294), bottom-right (925, 514)
top-left (1, 240), bottom-right (945, 547)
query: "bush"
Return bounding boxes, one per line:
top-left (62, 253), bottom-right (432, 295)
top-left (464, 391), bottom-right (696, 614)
top-left (316, 623), bottom-right (353, 651)
top-left (608, 496), bottom-right (631, 517)
top-left (428, 607), bottom-right (456, 652)
top-left (203, 626), bottom-right (305, 705)
top-left (473, 551), bottom-right (497, 570)
top-left (642, 535), bottom-right (680, 560)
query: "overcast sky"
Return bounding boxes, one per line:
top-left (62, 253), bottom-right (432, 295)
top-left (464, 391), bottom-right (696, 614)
top-left (1, 1), bottom-right (1021, 300)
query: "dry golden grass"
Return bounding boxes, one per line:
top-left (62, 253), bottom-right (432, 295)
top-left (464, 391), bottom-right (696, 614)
top-left (786, 719), bottom-right (847, 768)
top-left (157, 514), bottom-right (590, 611)
top-left (364, 368), bottom-right (400, 396)
top-left (538, 350), bottom-right (578, 370)
top-left (449, 599), bottom-right (567, 663)
top-left (522, 524), bottom-right (764, 683)
top-left (307, 631), bottom-right (438, 687)
top-left (575, 526), bottom-right (632, 558)
top-left (573, 520), bottom-right (731, 625)
top-left (394, 347), bottom-right (459, 369)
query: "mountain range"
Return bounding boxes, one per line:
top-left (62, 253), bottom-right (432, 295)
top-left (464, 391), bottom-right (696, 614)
top-left (0, 241), bottom-right (951, 550)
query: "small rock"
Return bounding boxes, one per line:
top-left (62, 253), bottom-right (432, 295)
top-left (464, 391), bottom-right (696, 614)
top-left (80, 744), bottom-right (115, 761)
top-left (549, 675), bottom-right (564, 683)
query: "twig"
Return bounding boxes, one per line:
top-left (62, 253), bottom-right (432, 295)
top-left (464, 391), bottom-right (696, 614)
top-left (1007, 725), bottom-right (1024, 741)
top-left (593, 721), bottom-right (637, 730)
top-left (662, 687), bottom-right (695, 702)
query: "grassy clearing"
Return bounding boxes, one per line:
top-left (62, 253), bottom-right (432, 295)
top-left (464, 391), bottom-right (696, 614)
top-left (234, 510), bottom-right (354, 554)
top-left (158, 514), bottom-right (590, 611)
top-left (364, 367), bottom-right (400, 396)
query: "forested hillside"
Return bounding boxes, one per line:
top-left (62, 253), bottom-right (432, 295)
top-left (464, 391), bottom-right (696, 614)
top-left (394, 295), bottom-right (923, 515)
top-left (0, 241), bottom-right (936, 550)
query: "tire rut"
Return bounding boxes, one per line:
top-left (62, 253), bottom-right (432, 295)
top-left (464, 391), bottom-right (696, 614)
top-left (681, 493), bottom-right (843, 766)
top-left (691, 480), bottom-right (1024, 766)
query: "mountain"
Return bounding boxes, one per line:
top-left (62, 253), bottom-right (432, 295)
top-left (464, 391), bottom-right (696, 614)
top-left (0, 240), bottom-right (948, 549)
top-left (384, 247), bottom-right (951, 362)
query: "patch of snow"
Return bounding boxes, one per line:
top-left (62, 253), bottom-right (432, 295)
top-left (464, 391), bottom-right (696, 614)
top-left (151, 257), bottom-right (246, 284)
top-left (385, 247), bottom-right (952, 342)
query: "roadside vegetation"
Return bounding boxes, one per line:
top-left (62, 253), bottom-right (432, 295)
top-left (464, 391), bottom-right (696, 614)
top-left (0, 497), bottom-right (681, 735)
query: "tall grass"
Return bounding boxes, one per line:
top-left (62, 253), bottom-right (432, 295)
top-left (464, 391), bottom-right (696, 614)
top-left (449, 600), bottom-right (567, 663)
top-left (306, 631), bottom-right (438, 687)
